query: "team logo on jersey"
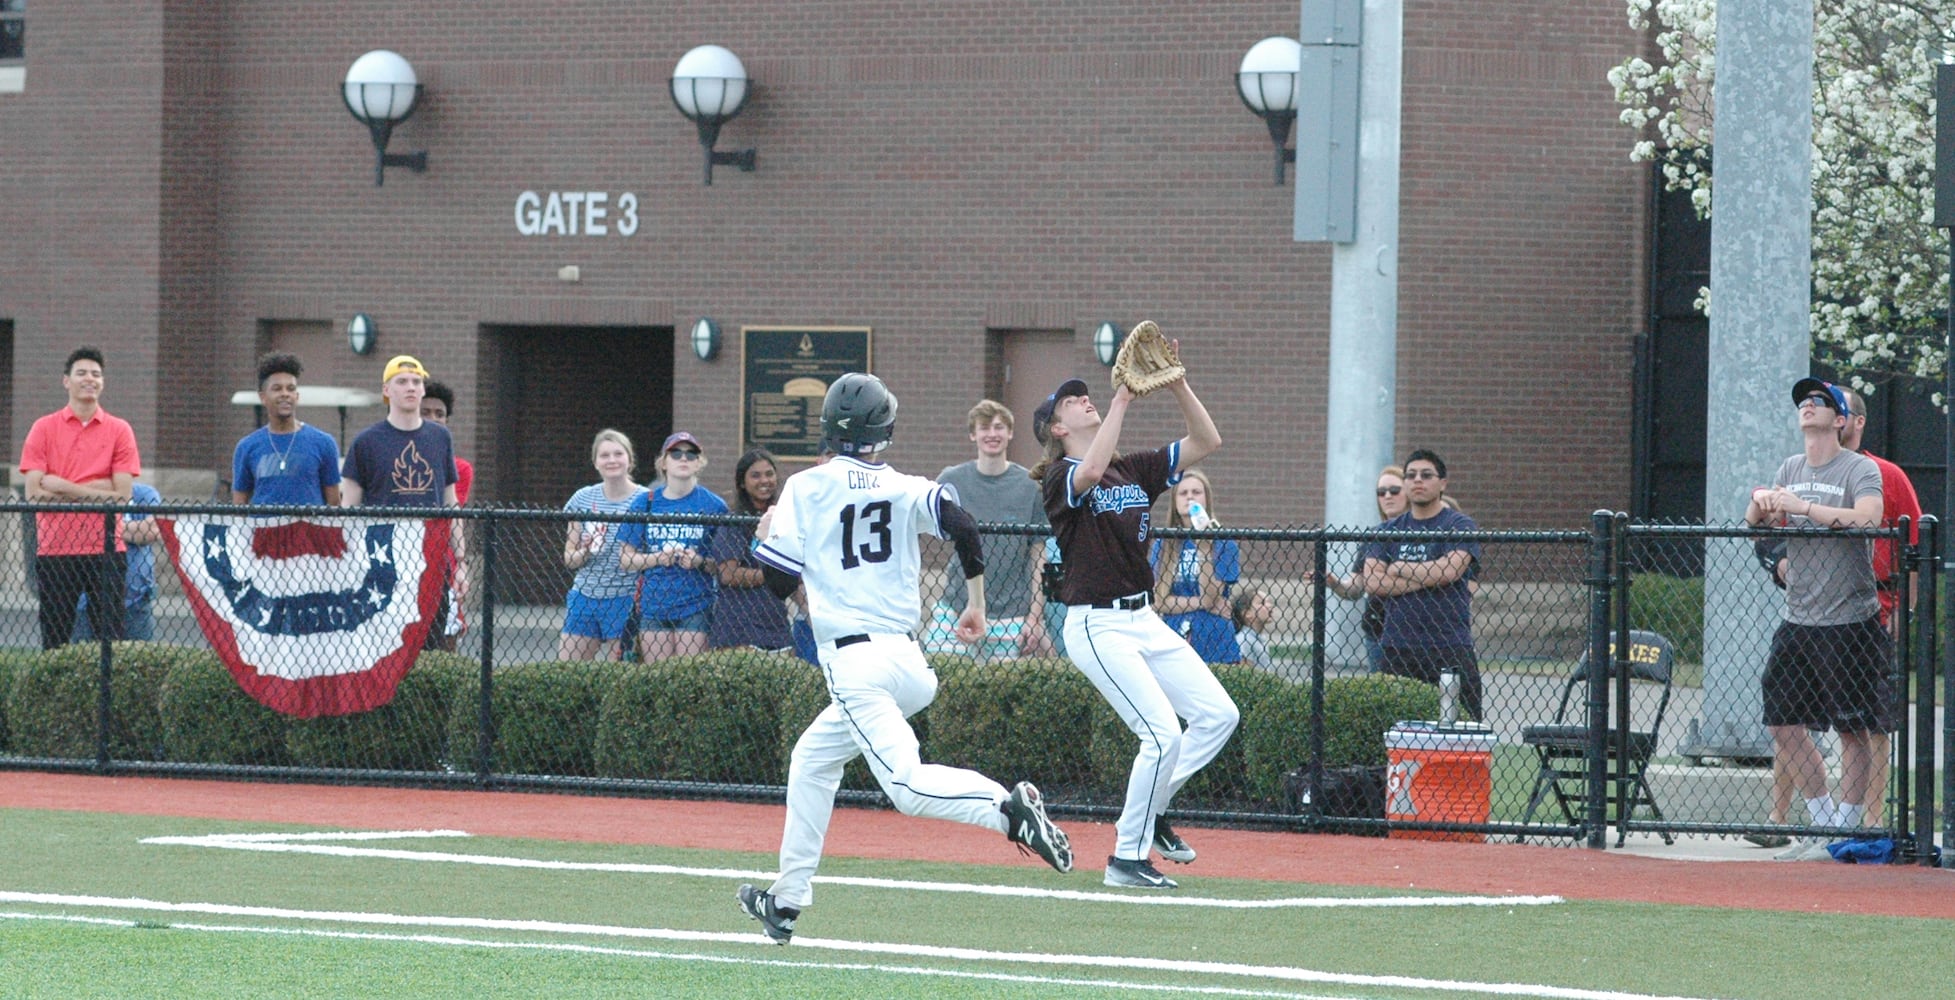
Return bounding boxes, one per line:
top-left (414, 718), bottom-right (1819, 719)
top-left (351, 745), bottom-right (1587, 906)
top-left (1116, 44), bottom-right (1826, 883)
top-left (157, 515), bottom-right (450, 718)
top-left (1087, 483), bottom-right (1150, 515)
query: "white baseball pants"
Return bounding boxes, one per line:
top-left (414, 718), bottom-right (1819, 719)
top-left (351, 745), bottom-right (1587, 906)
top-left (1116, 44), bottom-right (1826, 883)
top-left (1064, 605), bottom-right (1240, 862)
top-left (770, 633), bottom-right (1008, 910)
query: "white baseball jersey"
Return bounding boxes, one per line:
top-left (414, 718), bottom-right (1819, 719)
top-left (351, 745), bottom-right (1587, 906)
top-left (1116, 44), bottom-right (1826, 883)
top-left (754, 455), bottom-right (948, 644)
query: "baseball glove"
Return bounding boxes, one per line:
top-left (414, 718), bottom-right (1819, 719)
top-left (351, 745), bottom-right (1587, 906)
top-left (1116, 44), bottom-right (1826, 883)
top-left (1111, 320), bottom-right (1185, 396)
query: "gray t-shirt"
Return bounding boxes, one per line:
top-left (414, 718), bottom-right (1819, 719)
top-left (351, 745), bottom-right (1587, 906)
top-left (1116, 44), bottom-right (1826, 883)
top-left (1775, 449), bottom-right (1882, 626)
top-left (937, 460), bottom-right (1048, 617)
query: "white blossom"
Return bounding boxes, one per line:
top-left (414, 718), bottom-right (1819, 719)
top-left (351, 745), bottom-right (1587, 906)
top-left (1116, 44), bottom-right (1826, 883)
top-left (1612, 0), bottom-right (1955, 396)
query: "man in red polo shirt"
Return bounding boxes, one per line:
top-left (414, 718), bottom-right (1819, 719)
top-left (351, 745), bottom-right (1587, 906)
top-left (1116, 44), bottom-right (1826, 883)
top-left (18, 346), bottom-right (143, 648)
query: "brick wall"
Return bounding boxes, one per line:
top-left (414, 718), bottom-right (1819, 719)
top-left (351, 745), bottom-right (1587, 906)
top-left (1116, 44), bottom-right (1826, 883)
top-left (2, 1), bottom-right (1645, 529)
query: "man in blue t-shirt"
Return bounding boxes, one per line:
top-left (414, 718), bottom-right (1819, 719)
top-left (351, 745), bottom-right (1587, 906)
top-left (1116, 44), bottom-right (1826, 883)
top-left (232, 353), bottom-right (343, 506)
top-left (1359, 448), bottom-right (1482, 720)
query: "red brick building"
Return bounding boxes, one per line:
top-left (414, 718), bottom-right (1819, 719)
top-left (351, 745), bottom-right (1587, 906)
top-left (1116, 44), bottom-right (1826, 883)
top-left (1, 1), bottom-right (1645, 528)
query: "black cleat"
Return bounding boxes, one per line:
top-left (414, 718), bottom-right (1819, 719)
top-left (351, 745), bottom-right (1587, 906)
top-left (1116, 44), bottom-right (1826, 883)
top-left (1152, 816), bottom-right (1196, 864)
top-left (1105, 855), bottom-right (1178, 889)
top-left (736, 883), bottom-right (798, 944)
top-left (1003, 781), bottom-right (1074, 873)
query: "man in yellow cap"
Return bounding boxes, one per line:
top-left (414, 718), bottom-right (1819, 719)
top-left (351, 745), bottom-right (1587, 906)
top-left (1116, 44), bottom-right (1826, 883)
top-left (340, 355), bottom-right (459, 509)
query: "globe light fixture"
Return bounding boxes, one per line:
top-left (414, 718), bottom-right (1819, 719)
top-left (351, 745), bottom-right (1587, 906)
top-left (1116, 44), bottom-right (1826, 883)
top-left (671, 44), bottom-right (757, 185)
top-left (1236, 36), bottom-right (1302, 185)
top-left (342, 49), bottom-right (428, 186)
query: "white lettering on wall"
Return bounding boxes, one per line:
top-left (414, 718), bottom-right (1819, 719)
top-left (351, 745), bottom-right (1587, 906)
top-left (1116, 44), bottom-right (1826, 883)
top-left (513, 191), bottom-right (640, 237)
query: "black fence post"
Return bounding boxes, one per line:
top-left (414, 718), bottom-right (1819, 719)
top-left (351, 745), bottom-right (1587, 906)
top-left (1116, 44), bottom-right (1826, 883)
top-left (1908, 517), bottom-right (1935, 865)
top-left (1582, 510), bottom-right (1614, 849)
top-left (94, 509), bottom-right (116, 772)
top-left (1303, 534), bottom-right (1330, 830)
top-left (476, 513), bottom-right (497, 786)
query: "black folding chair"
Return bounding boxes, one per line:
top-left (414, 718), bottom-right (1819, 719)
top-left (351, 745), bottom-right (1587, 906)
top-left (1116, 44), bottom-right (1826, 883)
top-left (1519, 630), bottom-right (1675, 846)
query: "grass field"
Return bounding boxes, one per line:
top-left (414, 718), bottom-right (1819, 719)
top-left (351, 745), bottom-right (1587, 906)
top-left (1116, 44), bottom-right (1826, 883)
top-left (4, 807), bottom-right (1952, 999)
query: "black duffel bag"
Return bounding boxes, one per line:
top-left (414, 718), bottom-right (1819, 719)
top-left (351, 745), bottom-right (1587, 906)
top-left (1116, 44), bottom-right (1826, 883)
top-left (1284, 765), bottom-right (1387, 835)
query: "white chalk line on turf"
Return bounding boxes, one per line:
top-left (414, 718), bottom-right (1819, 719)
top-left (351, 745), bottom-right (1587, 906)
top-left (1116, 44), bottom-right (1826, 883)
top-left (139, 830), bottom-right (1563, 911)
top-left (0, 892), bottom-right (1722, 1000)
top-left (0, 911), bottom-right (1343, 1000)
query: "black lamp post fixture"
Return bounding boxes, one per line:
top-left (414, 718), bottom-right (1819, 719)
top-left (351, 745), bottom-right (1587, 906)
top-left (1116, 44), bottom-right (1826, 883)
top-left (671, 44), bottom-right (756, 185)
top-left (342, 49), bottom-right (428, 186)
top-left (1237, 36), bottom-right (1302, 185)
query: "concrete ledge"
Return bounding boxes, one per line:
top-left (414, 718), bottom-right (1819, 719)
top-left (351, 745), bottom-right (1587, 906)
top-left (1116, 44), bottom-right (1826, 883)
top-left (1645, 762), bottom-right (1775, 826)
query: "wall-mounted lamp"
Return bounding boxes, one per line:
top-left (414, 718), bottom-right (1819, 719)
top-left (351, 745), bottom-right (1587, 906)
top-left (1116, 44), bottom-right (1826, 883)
top-left (347, 313), bottom-right (378, 356)
top-left (690, 317), bottom-right (723, 361)
top-left (1092, 321), bottom-right (1124, 367)
top-left (343, 50), bottom-right (428, 186)
top-left (671, 44), bottom-right (756, 185)
top-left (1236, 36), bottom-right (1301, 185)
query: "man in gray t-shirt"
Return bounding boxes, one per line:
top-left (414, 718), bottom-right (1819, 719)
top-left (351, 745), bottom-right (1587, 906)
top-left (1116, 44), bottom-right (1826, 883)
top-left (1745, 377), bottom-right (1890, 855)
top-left (926, 400), bottom-right (1053, 657)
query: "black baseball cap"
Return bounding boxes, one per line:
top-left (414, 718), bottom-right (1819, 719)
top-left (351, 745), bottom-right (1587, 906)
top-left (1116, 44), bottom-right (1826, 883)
top-left (1791, 377), bottom-right (1850, 416)
top-left (1032, 378), bottom-right (1090, 445)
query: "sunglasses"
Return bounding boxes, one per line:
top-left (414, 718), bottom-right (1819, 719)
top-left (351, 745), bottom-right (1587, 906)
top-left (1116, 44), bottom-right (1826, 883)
top-left (1375, 486), bottom-right (1402, 497)
top-left (1405, 469), bottom-right (1441, 481)
top-left (1796, 393), bottom-right (1843, 414)
top-left (666, 448), bottom-right (701, 460)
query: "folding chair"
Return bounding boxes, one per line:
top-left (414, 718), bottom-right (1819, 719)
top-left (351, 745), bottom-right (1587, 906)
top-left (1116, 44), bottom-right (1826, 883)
top-left (1519, 629), bottom-right (1675, 846)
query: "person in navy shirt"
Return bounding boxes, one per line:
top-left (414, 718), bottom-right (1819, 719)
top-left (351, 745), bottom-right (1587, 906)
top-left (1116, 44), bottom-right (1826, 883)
top-left (1359, 449), bottom-right (1482, 720)
top-left (619, 431), bottom-right (727, 661)
top-left (232, 353), bottom-right (342, 506)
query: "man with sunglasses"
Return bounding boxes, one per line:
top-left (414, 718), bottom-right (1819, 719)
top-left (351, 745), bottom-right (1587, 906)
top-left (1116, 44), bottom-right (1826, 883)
top-left (1358, 449), bottom-right (1482, 720)
top-left (1745, 378), bottom-right (1887, 860)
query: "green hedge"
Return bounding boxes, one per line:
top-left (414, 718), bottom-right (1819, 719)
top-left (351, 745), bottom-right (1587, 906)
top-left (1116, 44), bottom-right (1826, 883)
top-left (159, 654), bottom-right (291, 766)
top-left (1240, 674), bottom-right (1441, 800)
top-left (594, 649), bottom-right (802, 784)
top-left (1083, 662), bottom-right (1290, 809)
top-left (4, 643), bottom-right (171, 760)
top-left (446, 660), bottom-right (617, 777)
top-left (0, 648), bottom-right (38, 752)
top-left (927, 657), bottom-right (1099, 790)
top-left (1629, 573), bottom-right (1704, 664)
top-left (285, 652), bottom-right (472, 771)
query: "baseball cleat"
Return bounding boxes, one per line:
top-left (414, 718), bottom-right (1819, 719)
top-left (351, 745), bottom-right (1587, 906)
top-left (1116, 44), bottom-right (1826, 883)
top-left (1104, 855), bottom-right (1178, 889)
top-left (1003, 781), bottom-right (1074, 873)
top-left (737, 883), bottom-right (799, 944)
top-left (1152, 816), bottom-right (1196, 864)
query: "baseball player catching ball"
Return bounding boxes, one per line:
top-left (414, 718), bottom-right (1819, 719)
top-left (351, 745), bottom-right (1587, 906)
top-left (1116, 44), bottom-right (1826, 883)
top-left (737, 372), bottom-right (1072, 944)
top-left (1028, 357), bottom-right (1238, 889)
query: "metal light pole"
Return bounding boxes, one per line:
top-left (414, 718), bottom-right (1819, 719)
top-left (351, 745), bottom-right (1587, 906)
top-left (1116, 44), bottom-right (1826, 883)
top-left (1934, 60), bottom-right (1955, 866)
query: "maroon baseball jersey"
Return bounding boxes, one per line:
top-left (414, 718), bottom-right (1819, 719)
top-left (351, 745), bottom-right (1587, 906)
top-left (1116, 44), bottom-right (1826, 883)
top-left (1042, 443), bottom-right (1180, 606)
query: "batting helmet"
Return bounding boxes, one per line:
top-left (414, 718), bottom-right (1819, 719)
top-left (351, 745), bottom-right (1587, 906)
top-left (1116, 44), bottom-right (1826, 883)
top-left (821, 373), bottom-right (897, 456)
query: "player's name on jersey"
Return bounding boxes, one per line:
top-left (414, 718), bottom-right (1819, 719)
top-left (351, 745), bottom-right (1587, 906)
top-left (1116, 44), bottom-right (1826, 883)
top-left (848, 468), bottom-right (883, 490)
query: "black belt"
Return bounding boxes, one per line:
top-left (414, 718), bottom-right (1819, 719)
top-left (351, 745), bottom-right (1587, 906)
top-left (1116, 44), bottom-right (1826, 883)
top-left (834, 632), bottom-right (913, 648)
top-left (1088, 592), bottom-right (1150, 611)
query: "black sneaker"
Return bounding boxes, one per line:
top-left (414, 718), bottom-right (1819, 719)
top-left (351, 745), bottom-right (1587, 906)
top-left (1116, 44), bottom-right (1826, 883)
top-left (1152, 816), bottom-right (1196, 864)
top-left (1003, 781), bottom-right (1073, 873)
top-left (736, 883), bottom-right (798, 944)
top-left (1104, 855), bottom-right (1178, 889)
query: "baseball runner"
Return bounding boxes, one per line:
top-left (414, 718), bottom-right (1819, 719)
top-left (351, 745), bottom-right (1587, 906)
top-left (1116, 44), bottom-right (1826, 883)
top-left (1028, 359), bottom-right (1238, 890)
top-left (737, 372), bottom-right (1072, 945)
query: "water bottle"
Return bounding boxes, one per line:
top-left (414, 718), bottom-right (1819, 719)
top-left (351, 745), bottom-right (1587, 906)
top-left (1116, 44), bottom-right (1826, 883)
top-left (1188, 501), bottom-right (1212, 531)
top-left (1439, 670), bottom-right (1460, 725)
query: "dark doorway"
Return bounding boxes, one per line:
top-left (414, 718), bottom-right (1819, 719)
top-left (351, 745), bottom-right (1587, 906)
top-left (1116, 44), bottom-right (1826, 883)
top-left (481, 325), bottom-right (673, 506)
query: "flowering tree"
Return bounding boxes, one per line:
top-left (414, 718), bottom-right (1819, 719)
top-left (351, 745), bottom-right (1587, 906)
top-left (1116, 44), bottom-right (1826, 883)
top-left (1609, 0), bottom-right (1953, 395)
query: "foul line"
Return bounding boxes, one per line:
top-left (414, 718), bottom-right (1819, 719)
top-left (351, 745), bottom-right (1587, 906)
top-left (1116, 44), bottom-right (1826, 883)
top-left (0, 893), bottom-right (1724, 1000)
top-left (139, 830), bottom-right (1563, 911)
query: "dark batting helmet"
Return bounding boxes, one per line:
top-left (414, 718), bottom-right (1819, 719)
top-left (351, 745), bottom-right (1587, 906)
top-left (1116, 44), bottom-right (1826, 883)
top-left (821, 372), bottom-right (897, 456)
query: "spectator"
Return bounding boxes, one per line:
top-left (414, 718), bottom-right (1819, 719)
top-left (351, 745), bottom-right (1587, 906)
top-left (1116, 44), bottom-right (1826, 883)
top-left (709, 448), bottom-right (796, 652)
top-left (1150, 469), bottom-right (1241, 664)
top-left (420, 379), bottom-right (473, 649)
top-left (1746, 379), bottom-right (1891, 860)
top-left (619, 432), bottom-right (727, 661)
top-left (339, 355), bottom-right (462, 652)
top-left (1359, 449), bottom-right (1482, 721)
top-left (930, 400), bottom-right (1052, 658)
top-left (19, 347), bottom-right (142, 648)
top-left (1325, 465), bottom-right (1408, 671)
top-left (231, 353), bottom-right (343, 506)
top-left (559, 429), bottom-right (649, 661)
top-left (1230, 585), bottom-right (1276, 671)
top-left (74, 482), bottom-right (162, 643)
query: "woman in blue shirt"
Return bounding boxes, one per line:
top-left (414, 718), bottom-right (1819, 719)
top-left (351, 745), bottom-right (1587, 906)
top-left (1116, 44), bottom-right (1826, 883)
top-left (1149, 469), bottom-right (1241, 663)
top-left (619, 431), bottom-right (727, 661)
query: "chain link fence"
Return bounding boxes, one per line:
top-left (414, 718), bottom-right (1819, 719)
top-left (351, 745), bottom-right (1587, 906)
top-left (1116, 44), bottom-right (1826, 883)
top-left (0, 500), bottom-right (1942, 861)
